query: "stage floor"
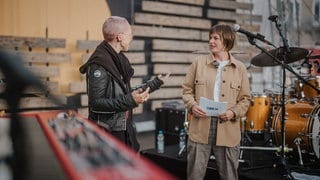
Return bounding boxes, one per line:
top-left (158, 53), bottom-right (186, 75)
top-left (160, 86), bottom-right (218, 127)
top-left (139, 133), bottom-right (320, 180)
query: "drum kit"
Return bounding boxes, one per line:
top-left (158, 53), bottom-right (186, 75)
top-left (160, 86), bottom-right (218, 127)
top-left (235, 14), bottom-right (320, 174)
top-left (242, 46), bottom-right (320, 167)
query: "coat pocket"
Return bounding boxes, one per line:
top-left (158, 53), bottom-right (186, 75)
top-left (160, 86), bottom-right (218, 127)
top-left (230, 82), bottom-right (241, 91)
top-left (194, 79), bottom-right (206, 100)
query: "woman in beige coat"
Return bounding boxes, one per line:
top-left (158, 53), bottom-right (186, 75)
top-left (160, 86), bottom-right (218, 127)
top-left (182, 24), bottom-right (251, 180)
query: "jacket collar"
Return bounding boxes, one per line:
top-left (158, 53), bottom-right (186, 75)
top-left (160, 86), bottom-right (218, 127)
top-left (206, 51), bottom-right (238, 68)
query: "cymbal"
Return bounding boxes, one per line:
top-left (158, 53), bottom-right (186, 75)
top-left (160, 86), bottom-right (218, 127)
top-left (251, 47), bottom-right (309, 67)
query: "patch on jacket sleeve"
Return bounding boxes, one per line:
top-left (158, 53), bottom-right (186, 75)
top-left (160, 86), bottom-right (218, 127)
top-left (93, 70), bottom-right (101, 78)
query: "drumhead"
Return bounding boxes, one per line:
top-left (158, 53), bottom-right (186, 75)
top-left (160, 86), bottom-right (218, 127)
top-left (310, 105), bottom-right (320, 159)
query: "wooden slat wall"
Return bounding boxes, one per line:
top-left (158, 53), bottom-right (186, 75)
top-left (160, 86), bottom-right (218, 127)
top-left (163, 0), bottom-right (205, 5)
top-left (142, 1), bottom-right (203, 17)
top-left (0, 81), bottom-right (59, 95)
top-left (0, 66), bottom-right (60, 79)
top-left (0, 35), bottom-right (66, 49)
top-left (209, 0), bottom-right (253, 10)
top-left (0, 36), bottom-right (70, 111)
top-left (0, 95), bottom-right (67, 109)
top-left (152, 39), bottom-right (208, 52)
top-left (151, 52), bottom-right (197, 63)
top-left (15, 51), bottom-right (71, 63)
top-left (154, 64), bottom-right (189, 75)
top-left (131, 0), bottom-right (262, 112)
top-left (77, 39), bottom-right (145, 51)
top-left (133, 25), bottom-right (203, 40)
top-left (160, 76), bottom-right (185, 87)
top-left (207, 9), bottom-right (262, 22)
top-left (150, 88), bottom-right (182, 99)
top-left (134, 12), bottom-right (211, 29)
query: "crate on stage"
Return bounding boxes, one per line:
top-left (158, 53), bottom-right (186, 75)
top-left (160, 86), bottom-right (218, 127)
top-left (155, 108), bottom-right (186, 146)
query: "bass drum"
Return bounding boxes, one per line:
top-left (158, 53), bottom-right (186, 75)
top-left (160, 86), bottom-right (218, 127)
top-left (272, 101), bottom-right (320, 159)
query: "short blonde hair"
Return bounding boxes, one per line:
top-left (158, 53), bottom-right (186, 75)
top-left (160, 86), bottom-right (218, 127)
top-left (102, 16), bottom-right (129, 42)
top-left (209, 24), bottom-right (236, 52)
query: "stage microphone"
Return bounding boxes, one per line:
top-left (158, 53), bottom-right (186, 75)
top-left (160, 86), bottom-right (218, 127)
top-left (232, 24), bottom-right (274, 46)
top-left (268, 15), bottom-right (278, 22)
top-left (213, 61), bottom-right (219, 68)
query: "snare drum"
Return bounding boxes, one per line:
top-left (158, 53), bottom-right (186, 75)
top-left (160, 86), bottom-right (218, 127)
top-left (243, 93), bottom-right (271, 133)
top-left (272, 101), bottom-right (320, 159)
top-left (295, 77), bottom-right (320, 99)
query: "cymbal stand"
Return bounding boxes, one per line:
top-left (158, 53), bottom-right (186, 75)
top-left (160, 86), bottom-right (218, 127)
top-left (294, 138), bottom-right (304, 166)
top-left (243, 24), bottom-right (318, 180)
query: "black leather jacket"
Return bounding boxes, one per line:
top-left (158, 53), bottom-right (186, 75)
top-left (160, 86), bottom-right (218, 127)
top-left (79, 41), bottom-right (164, 151)
top-left (86, 63), bottom-right (163, 131)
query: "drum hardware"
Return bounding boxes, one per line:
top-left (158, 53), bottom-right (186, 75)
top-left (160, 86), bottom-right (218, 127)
top-left (211, 154), bottom-right (247, 163)
top-left (183, 121), bottom-right (189, 132)
top-left (245, 14), bottom-right (320, 174)
top-left (306, 133), bottom-right (314, 138)
top-left (300, 113), bottom-right (309, 118)
top-left (249, 121), bottom-right (254, 129)
top-left (297, 132), bottom-right (305, 136)
top-left (288, 98), bottom-right (298, 104)
top-left (294, 138), bottom-right (304, 166)
top-left (178, 144), bottom-right (186, 158)
top-left (240, 145), bottom-right (293, 152)
top-left (183, 108), bottom-right (189, 133)
top-left (241, 117), bottom-right (253, 145)
top-left (264, 121), bottom-right (269, 130)
top-left (178, 108), bottom-right (189, 158)
top-left (239, 14), bottom-right (320, 174)
top-left (239, 148), bottom-right (244, 160)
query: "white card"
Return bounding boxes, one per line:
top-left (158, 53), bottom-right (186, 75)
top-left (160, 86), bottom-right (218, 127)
top-left (199, 97), bottom-right (228, 116)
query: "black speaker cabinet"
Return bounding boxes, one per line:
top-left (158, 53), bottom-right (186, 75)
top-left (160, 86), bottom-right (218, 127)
top-left (155, 108), bottom-right (185, 146)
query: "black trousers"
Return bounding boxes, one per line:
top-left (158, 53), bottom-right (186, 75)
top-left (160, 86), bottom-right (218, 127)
top-left (111, 120), bottom-right (140, 152)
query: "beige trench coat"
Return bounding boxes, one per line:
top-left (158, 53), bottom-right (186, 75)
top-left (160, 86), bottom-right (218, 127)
top-left (182, 52), bottom-right (251, 147)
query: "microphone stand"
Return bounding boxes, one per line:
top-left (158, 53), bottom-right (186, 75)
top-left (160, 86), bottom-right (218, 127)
top-left (273, 16), bottom-right (288, 169)
top-left (243, 36), bottom-right (318, 179)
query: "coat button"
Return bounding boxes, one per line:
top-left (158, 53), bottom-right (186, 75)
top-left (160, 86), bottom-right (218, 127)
top-left (222, 94), bottom-right (225, 97)
top-left (219, 120), bottom-right (223, 123)
top-left (238, 85), bottom-right (240, 88)
top-left (223, 69), bottom-right (226, 71)
top-left (222, 80), bottom-right (226, 83)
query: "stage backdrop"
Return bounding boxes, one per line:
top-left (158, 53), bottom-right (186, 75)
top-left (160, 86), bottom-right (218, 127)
top-left (0, 0), bottom-right (110, 93)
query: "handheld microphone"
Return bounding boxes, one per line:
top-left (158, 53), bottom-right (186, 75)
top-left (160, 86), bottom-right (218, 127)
top-left (232, 24), bottom-right (274, 47)
top-left (268, 15), bottom-right (278, 22)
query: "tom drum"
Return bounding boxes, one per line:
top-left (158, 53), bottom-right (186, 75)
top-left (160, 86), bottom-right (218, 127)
top-left (244, 93), bottom-right (271, 133)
